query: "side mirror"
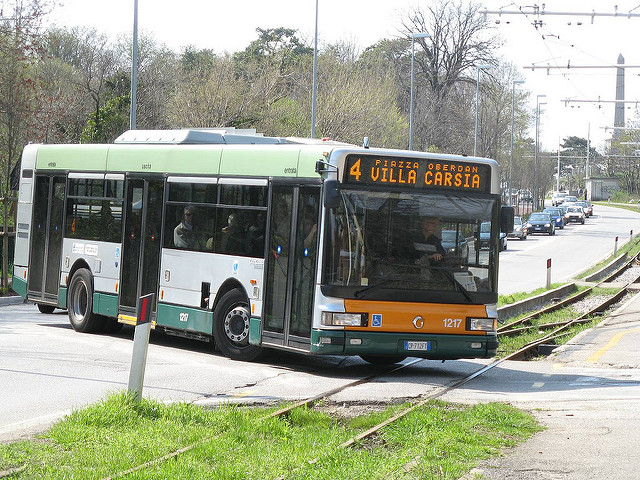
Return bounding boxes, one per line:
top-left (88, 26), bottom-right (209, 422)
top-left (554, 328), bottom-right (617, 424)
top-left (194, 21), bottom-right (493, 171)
top-left (323, 179), bottom-right (340, 209)
top-left (500, 205), bottom-right (515, 233)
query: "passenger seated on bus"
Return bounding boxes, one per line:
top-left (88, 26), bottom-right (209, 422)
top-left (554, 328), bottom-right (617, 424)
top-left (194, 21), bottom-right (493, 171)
top-left (220, 211), bottom-right (246, 254)
top-left (302, 206), bottom-right (318, 250)
top-left (412, 216), bottom-right (445, 266)
top-left (246, 211), bottom-right (266, 256)
top-left (174, 205), bottom-right (204, 250)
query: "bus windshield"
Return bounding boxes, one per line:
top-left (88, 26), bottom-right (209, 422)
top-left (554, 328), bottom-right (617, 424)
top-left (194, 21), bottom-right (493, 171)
top-left (322, 189), bottom-right (499, 302)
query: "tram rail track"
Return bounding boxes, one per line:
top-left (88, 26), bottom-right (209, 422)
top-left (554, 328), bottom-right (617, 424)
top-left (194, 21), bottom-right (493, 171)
top-left (100, 253), bottom-right (640, 479)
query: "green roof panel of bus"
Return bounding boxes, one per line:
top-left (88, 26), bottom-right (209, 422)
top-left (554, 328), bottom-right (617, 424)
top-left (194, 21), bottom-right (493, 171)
top-left (35, 144), bottom-right (109, 171)
top-left (107, 144), bottom-right (223, 175)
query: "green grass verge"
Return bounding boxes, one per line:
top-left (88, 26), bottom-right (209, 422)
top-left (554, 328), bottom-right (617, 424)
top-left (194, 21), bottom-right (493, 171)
top-left (498, 283), bottom-right (565, 307)
top-left (497, 287), bottom-right (619, 358)
top-left (0, 392), bottom-right (540, 479)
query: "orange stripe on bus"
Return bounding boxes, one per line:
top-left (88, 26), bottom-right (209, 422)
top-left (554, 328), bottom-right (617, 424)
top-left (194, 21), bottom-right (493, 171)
top-left (343, 299), bottom-right (489, 335)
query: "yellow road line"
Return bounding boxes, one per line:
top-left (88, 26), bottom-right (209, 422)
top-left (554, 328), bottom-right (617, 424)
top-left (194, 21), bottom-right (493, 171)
top-left (587, 328), bottom-right (640, 363)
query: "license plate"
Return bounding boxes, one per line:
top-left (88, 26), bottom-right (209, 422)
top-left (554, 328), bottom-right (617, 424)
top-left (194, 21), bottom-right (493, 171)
top-left (404, 341), bottom-right (431, 351)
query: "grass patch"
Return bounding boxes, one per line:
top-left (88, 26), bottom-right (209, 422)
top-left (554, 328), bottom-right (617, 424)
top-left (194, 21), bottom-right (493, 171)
top-left (497, 288), bottom-right (619, 357)
top-left (0, 393), bottom-right (540, 479)
top-left (498, 283), bottom-right (565, 307)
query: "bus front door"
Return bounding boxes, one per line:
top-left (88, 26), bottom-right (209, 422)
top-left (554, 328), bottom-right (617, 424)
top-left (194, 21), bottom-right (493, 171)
top-left (262, 185), bottom-right (320, 351)
top-left (118, 178), bottom-right (163, 318)
top-left (27, 175), bottom-right (65, 306)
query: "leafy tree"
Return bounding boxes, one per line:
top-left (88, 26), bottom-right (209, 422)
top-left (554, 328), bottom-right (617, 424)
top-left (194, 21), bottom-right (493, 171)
top-left (43, 26), bottom-right (120, 142)
top-left (313, 43), bottom-right (407, 147)
top-left (0, 0), bottom-right (53, 287)
top-left (560, 136), bottom-right (601, 192)
top-left (606, 128), bottom-right (640, 194)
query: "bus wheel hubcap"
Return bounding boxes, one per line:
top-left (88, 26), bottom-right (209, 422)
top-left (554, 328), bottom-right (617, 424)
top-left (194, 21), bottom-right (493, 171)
top-left (224, 306), bottom-right (250, 344)
top-left (71, 281), bottom-right (88, 321)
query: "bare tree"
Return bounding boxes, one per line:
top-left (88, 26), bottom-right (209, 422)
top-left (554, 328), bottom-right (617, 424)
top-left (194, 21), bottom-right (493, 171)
top-left (399, 0), bottom-right (502, 152)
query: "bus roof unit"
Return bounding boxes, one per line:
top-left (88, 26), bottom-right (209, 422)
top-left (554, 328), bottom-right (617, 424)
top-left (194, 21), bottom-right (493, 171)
top-left (114, 128), bottom-right (287, 145)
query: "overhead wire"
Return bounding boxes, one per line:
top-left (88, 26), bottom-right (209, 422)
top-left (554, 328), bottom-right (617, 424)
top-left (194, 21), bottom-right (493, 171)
top-left (503, 2), bottom-right (633, 108)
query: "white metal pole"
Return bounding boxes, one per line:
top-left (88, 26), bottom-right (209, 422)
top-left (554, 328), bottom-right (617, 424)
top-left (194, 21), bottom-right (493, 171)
top-left (408, 33), bottom-right (429, 151)
top-left (510, 80), bottom-right (524, 205)
top-left (409, 36), bottom-right (416, 150)
top-left (474, 67), bottom-right (480, 156)
top-left (557, 137), bottom-right (561, 192)
top-left (130, 0), bottom-right (138, 130)
top-left (311, 0), bottom-right (318, 138)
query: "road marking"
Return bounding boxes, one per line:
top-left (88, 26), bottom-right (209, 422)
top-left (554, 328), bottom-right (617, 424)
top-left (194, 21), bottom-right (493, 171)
top-left (587, 328), bottom-right (640, 363)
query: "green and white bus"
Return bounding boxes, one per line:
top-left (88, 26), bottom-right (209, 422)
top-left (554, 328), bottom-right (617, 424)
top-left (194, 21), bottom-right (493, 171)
top-left (13, 129), bottom-right (512, 363)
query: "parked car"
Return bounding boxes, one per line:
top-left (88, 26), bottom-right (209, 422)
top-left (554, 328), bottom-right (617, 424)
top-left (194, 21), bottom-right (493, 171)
top-left (525, 212), bottom-right (555, 235)
top-left (574, 200), bottom-right (592, 217)
top-left (542, 207), bottom-right (565, 229)
top-left (441, 230), bottom-right (469, 259)
top-left (507, 216), bottom-right (528, 240)
top-left (552, 192), bottom-right (568, 206)
top-left (478, 221), bottom-right (508, 251)
top-left (564, 205), bottom-right (585, 224)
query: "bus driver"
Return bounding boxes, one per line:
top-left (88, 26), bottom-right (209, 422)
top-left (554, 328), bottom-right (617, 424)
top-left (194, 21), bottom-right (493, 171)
top-left (413, 216), bottom-right (445, 265)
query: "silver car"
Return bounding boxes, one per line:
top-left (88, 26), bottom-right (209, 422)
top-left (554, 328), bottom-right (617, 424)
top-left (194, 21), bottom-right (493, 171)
top-left (507, 216), bottom-right (528, 240)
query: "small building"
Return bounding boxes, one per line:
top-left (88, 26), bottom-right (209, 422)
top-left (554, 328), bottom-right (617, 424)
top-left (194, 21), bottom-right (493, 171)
top-left (585, 177), bottom-right (620, 201)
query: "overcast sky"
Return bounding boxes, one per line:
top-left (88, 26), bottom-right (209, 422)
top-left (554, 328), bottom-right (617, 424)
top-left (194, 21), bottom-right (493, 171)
top-left (49, 1), bottom-right (640, 153)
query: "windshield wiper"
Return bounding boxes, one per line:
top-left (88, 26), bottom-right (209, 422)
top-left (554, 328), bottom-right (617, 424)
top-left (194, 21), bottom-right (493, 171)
top-left (354, 279), bottom-right (395, 298)
top-left (438, 269), bottom-right (474, 302)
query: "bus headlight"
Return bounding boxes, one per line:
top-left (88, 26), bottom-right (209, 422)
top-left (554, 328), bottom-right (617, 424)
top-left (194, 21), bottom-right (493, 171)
top-left (467, 317), bottom-right (497, 332)
top-left (321, 312), bottom-right (368, 327)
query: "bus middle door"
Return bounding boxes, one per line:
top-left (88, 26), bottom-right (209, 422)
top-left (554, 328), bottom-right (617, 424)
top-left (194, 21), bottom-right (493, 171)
top-left (27, 174), bottom-right (65, 306)
top-left (118, 178), bottom-right (163, 319)
top-left (262, 184), bottom-right (320, 351)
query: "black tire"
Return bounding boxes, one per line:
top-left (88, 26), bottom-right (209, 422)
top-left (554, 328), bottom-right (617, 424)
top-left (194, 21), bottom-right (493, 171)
top-left (581, 219), bottom-right (585, 224)
top-left (360, 355), bottom-right (407, 365)
top-left (67, 268), bottom-right (105, 333)
top-left (37, 303), bottom-right (55, 314)
top-left (213, 289), bottom-right (264, 361)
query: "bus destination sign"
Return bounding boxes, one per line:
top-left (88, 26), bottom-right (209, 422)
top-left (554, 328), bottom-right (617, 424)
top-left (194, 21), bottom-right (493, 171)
top-left (344, 154), bottom-right (491, 193)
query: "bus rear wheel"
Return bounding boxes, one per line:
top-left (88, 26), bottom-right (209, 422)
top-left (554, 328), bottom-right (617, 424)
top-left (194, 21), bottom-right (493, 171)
top-left (213, 289), bottom-right (264, 362)
top-left (67, 268), bottom-right (105, 333)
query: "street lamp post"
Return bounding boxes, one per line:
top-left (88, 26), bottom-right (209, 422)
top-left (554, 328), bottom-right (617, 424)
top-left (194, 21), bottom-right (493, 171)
top-left (509, 80), bottom-right (525, 205)
top-left (474, 65), bottom-right (492, 156)
top-left (130, 0), bottom-right (138, 130)
top-left (311, 0), bottom-right (319, 138)
top-left (409, 32), bottom-right (430, 150)
top-left (535, 94), bottom-right (547, 209)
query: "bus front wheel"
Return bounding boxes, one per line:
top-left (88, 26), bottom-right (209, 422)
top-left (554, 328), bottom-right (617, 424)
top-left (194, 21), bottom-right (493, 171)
top-left (37, 304), bottom-right (55, 314)
top-left (213, 289), bottom-right (264, 362)
top-left (67, 268), bottom-right (105, 333)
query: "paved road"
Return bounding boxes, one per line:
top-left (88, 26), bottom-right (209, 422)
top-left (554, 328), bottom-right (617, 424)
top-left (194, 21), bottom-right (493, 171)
top-left (498, 203), bottom-right (640, 295)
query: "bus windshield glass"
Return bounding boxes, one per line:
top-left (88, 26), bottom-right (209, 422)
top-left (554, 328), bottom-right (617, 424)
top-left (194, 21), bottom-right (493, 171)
top-left (323, 189), bottom-right (499, 301)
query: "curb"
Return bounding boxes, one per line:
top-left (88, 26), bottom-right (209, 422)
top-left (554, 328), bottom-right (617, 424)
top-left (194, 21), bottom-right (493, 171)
top-left (0, 296), bottom-right (26, 306)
